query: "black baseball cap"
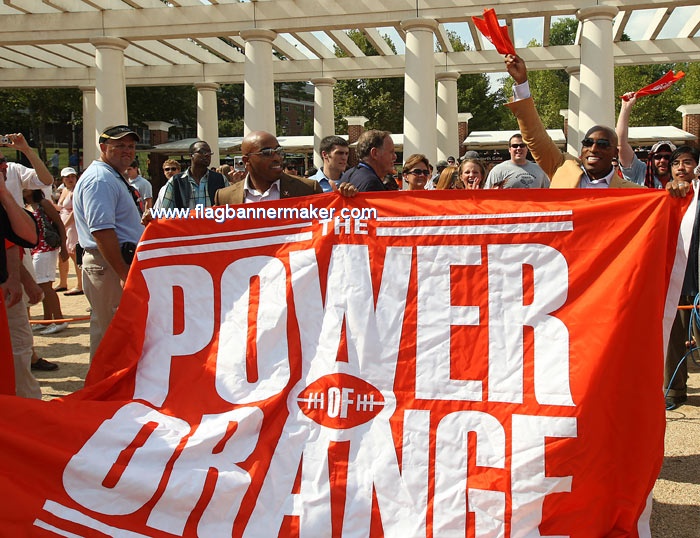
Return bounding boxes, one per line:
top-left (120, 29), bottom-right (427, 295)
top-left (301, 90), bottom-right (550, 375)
top-left (99, 125), bottom-right (140, 142)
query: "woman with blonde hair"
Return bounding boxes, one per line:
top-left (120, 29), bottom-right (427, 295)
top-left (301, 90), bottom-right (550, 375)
top-left (435, 165), bottom-right (461, 190)
top-left (401, 154), bottom-right (431, 191)
top-left (458, 157), bottom-right (487, 190)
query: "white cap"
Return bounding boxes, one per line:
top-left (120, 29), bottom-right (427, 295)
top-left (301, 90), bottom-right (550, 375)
top-left (650, 141), bottom-right (676, 154)
top-left (60, 167), bottom-right (77, 177)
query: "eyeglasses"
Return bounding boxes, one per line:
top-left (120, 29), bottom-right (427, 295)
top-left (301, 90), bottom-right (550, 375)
top-left (671, 159), bottom-right (697, 168)
top-left (510, 143), bottom-right (527, 149)
top-left (163, 167), bottom-right (179, 172)
top-left (407, 169), bottom-right (431, 176)
top-left (581, 138), bottom-right (612, 149)
top-left (246, 147), bottom-right (286, 158)
top-left (653, 154), bottom-right (672, 161)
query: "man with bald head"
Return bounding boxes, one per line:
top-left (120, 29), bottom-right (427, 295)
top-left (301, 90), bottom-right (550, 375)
top-left (214, 131), bottom-right (323, 204)
top-left (503, 54), bottom-right (640, 189)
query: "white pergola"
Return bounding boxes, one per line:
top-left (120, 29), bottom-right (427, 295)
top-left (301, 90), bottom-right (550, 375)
top-left (2, 0), bottom-right (699, 165)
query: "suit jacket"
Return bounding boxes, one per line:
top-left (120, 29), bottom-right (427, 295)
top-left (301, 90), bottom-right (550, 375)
top-left (213, 173), bottom-right (323, 205)
top-left (506, 98), bottom-right (642, 189)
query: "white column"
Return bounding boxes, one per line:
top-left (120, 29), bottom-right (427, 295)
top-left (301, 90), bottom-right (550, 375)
top-left (436, 71), bottom-right (460, 163)
top-left (565, 66), bottom-right (581, 156)
top-left (311, 77), bottom-right (336, 169)
top-left (90, 37), bottom-right (129, 137)
top-left (79, 86), bottom-right (97, 166)
top-left (195, 82), bottom-right (221, 167)
top-left (240, 29), bottom-right (277, 135)
top-left (401, 18), bottom-right (438, 165)
top-left (576, 6), bottom-right (618, 135)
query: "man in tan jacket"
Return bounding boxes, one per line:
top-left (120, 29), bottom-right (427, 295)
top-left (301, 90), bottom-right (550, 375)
top-left (214, 131), bottom-right (323, 205)
top-left (503, 54), bottom-right (640, 190)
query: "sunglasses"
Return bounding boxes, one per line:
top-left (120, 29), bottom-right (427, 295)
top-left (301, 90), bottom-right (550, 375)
top-left (163, 167), bottom-right (178, 172)
top-left (581, 138), bottom-right (612, 149)
top-left (246, 147), bottom-right (285, 158)
top-left (406, 169), bottom-right (431, 176)
top-left (510, 143), bottom-right (527, 149)
top-left (192, 150), bottom-right (212, 156)
top-left (653, 154), bottom-right (672, 161)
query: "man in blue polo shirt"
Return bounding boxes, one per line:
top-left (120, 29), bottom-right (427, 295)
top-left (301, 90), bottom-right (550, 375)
top-left (74, 125), bottom-right (144, 358)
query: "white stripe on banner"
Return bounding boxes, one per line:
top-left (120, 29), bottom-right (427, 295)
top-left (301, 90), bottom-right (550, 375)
top-left (38, 500), bottom-right (152, 538)
top-left (377, 220), bottom-right (574, 237)
top-left (138, 222), bottom-right (312, 247)
top-left (136, 232), bottom-right (313, 261)
top-left (375, 210), bottom-right (573, 222)
top-left (33, 519), bottom-right (84, 538)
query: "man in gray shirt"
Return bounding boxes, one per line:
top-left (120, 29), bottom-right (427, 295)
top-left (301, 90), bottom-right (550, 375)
top-left (484, 133), bottom-right (550, 189)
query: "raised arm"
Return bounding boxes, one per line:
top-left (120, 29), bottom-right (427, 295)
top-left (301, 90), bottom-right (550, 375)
top-left (2, 133), bottom-right (54, 186)
top-left (615, 93), bottom-right (637, 168)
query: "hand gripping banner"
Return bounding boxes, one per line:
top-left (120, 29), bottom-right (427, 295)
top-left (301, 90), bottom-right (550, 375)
top-left (0, 189), bottom-right (694, 537)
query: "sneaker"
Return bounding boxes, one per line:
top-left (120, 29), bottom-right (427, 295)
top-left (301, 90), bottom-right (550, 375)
top-left (32, 323), bottom-right (44, 332)
top-left (31, 358), bottom-right (59, 371)
top-left (40, 322), bottom-right (68, 335)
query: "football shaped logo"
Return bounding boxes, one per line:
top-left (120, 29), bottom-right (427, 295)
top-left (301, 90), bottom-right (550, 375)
top-left (297, 373), bottom-right (385, 429)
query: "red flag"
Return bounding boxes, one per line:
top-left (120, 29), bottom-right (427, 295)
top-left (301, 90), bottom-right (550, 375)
top-left (472, 8), bottom-right (516, 55)
top-left (622, 70), bottom-right (685, 100)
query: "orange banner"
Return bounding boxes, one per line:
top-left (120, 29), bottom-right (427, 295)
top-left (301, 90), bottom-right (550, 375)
top-left (0, 189), bottom-right (693, 537)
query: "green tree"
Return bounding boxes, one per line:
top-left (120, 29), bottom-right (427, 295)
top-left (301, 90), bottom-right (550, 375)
top-left (614, 63), bottom-right (683, 126)
top-left (549, 18), bottom-right (578, 47)
top-left (333, 30), bottom-right (404, 133)
top-left (679, 62), bottom-right (700, 107)
top-left (126, 86), bottom-right (197, 138)
top-left (0, 88), bottom-right (81, 160)
top-left (217, 83), bottom-right (244, 136)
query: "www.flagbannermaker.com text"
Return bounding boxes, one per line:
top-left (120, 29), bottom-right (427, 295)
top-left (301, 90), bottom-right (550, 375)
top-left (149, 204), bottom-right (379, 224)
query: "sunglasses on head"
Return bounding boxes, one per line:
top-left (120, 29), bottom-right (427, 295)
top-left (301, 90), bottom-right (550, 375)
top-left (510, 143), bottom-right (527, 149)
top-left (581, 138), bottom-right (611, 149)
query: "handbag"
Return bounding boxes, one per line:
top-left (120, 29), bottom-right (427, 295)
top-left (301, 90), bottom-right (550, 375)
top-left (38, 205), bottom-right (61, 248)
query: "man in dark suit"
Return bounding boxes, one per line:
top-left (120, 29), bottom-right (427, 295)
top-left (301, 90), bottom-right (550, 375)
top-left (214, 131), bottom-right (323, 205)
